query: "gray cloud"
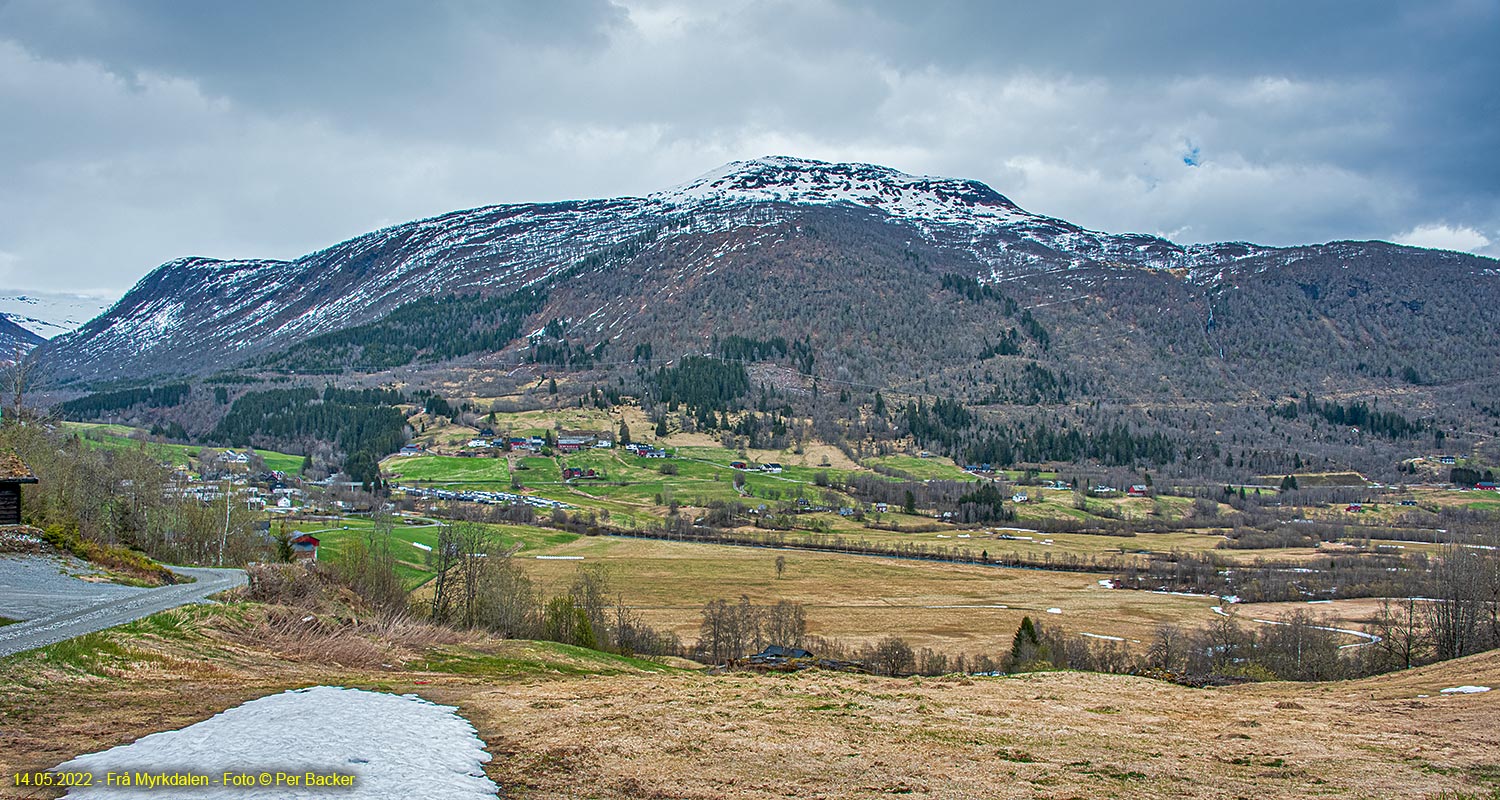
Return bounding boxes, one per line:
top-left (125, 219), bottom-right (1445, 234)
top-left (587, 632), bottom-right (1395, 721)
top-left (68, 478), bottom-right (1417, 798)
top-left (1, 0), bottom-right (1496, 293)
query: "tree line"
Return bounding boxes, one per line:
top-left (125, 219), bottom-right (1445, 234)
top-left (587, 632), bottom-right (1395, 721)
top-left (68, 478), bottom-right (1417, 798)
top-left (209, 386), bottom-right (407, 487)
top-left (260, 287), bottom-right (549, 374)
top-left (55, 383), bottom-right (191, 419)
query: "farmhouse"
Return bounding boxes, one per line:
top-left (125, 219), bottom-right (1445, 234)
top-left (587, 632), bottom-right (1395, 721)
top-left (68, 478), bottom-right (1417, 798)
top-left (761, 463), bottom-right (784, 474)
top-left (0, 451), bottom-right (38, 526)
top-left (1127, 484), bottom-right (1150, 497)
top-left (557, 436), bottom-right (592, 453)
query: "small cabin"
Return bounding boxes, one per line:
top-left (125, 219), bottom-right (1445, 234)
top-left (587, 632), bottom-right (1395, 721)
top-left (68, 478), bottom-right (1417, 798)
top-left (749, 645), bottom-right (814, 663)
top-left (0, 451), bottom-right (38, 526)
top-left (289, 533), bottom-right (320, 561)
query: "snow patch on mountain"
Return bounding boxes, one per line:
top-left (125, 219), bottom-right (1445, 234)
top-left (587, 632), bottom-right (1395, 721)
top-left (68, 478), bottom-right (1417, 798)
top-left (654, 156), bottom-right (1033, 227)
top-left (0, 290), bottom-right (116, 339)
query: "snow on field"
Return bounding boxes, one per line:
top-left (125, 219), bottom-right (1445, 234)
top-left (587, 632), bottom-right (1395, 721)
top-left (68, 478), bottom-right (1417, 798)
top-left (58, 686), bottom-right (497, 799)
top-left (1440, 686), bottom-right (1491, 694)
top-left (1249, 618), bottom-right (1383, 649)
top-left (1046, 607), bottom-right (1062, 614)
top-left (1079, 632), bottom-right (1124, 641)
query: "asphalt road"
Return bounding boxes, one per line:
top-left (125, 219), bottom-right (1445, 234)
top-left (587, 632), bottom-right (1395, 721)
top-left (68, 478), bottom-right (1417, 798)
top-left (0, 565), bottom-right (246, 659)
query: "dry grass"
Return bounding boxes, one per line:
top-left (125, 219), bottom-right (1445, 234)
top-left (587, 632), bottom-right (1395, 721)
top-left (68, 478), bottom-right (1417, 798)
top-left (451, 656), bottom-right (1500, 800)
top-left (2, 601), bottom-right (1497, 800)
top-left (520, 536), bottom-right (1219, 652)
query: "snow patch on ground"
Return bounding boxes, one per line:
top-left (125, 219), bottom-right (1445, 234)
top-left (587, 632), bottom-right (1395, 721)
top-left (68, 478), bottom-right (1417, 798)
top-left (1440, 685), bottom-right (1491, 694)
top-left (1046, 607), bottom-right (1062, 614)
top-left (58, 686), bottom-right (497, 799)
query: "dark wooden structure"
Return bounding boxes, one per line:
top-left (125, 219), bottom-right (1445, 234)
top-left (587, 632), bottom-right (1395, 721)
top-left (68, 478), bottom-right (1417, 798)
top-left (0, 451), bottom-right (37, 526)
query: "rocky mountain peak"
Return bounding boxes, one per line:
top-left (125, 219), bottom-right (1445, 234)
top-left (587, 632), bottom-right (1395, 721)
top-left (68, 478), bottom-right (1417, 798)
top-left (650, 155), bottom-right (1029, 226)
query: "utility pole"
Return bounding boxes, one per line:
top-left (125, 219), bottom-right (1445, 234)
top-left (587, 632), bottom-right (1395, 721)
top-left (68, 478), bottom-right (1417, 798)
top-left (221, 475), bottom-right (231, 566)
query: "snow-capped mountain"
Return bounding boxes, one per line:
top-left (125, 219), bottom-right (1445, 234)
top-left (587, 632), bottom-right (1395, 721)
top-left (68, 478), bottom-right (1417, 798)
top-left (0, 290), bottom-right (115, 339)
top-left (35, 157), bottom-right (1499, 390)
top-left (653, 156), bottom-right (1261, 273)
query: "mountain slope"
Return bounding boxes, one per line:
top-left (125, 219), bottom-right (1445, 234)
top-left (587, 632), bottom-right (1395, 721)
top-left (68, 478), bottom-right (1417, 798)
top-left (34, 156), bottom-right (1500, 409)
top-left (0, 315), bottom-right (44, 356)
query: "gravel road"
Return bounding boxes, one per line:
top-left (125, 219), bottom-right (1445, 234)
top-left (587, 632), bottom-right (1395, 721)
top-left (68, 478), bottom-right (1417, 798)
top-left (0, 555), bottom-right (246, 658)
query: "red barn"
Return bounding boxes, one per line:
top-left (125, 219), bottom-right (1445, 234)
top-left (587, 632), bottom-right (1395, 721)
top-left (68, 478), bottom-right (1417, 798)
top-left (290, 534), bottom-right (320, 561)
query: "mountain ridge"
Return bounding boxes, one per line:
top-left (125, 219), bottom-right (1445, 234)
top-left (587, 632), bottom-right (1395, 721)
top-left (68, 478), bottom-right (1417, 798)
top-left (33, 156), bottom-right (1498, 395)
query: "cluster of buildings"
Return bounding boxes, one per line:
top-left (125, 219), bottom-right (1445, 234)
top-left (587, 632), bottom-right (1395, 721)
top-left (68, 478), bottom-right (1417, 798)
top-left (623, 442), bottom-right (669, 458)
top-left (397, 484), bottom-right (570, 509)
top-left (728, 460), bottom-right (782, 473)
top-left (440, 430), bottom-right (619, 455)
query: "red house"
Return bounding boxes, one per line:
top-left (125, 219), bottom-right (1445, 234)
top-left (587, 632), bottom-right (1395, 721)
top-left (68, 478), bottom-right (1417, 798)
top-left (290, 534), bottom-right (320, 561)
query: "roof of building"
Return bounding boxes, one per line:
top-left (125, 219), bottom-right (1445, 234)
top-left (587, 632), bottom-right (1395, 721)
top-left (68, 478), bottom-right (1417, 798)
top-left (0, 451), bottom-right (37, 483)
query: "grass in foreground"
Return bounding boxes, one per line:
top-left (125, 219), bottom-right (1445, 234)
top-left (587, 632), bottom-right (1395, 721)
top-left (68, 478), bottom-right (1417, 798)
top-left (3, 597), bottom-right (1497, 800)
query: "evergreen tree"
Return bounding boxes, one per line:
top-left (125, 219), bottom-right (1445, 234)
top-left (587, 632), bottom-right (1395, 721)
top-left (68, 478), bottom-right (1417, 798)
top-left (1009, 616), bottom-right (1042, 667)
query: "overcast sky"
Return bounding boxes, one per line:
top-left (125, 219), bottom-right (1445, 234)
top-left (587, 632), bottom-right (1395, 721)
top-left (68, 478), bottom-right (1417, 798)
top-left (2, 0), bottom-right (1497, 296)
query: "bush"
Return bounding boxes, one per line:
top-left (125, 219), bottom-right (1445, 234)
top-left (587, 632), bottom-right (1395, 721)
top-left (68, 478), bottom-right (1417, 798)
top-left (42, 524), bottom-right (177, 587)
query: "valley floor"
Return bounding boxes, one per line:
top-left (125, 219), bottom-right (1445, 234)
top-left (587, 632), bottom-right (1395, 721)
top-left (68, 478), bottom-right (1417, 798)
top-left (1, 602), bottom-right (1497, 799)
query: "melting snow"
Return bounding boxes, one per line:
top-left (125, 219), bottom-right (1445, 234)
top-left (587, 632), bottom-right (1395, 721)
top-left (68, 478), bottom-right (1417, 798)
top-left (57, 686), bottom-right (497, 799)
top-left (1440, 686), bottom-right (1491, 694)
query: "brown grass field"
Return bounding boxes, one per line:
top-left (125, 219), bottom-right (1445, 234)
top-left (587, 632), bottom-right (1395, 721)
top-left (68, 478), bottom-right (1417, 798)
top-left (514, 536), bottom-right (1233, 653)
top-left (1, 600), bottom-right (1497, 800)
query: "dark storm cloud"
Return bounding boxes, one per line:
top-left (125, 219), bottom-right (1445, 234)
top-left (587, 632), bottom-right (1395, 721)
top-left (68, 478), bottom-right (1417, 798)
top-left (0, 0), bottom-right (1495, 295)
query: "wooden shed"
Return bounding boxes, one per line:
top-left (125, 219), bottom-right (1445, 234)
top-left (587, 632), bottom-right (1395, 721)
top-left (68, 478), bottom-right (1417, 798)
top-left (0, 451), bottom-right (38, 526)
top-left (289, 533), bottom-right (320, 561)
